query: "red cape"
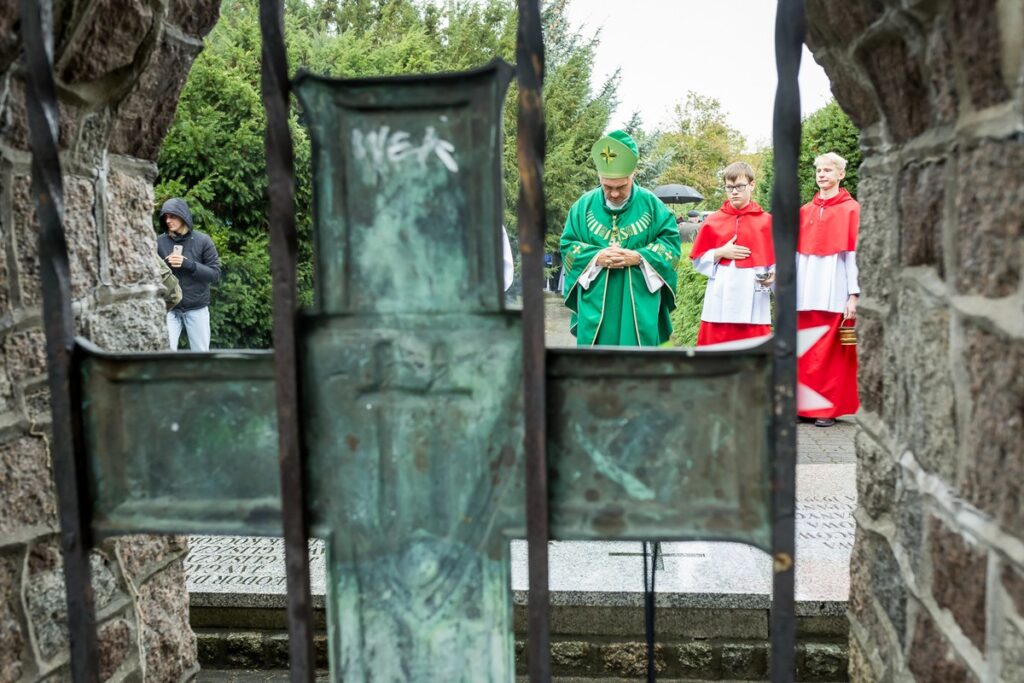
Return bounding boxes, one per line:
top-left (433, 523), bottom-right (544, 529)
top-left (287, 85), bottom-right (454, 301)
top-left (691, 200), bottom-right (774, 268)
top-left (798, 189), bottom-right (859, 256)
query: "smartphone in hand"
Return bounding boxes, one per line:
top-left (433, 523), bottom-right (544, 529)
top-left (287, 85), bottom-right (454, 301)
top-left (172, 245), bottom-right (183, 256)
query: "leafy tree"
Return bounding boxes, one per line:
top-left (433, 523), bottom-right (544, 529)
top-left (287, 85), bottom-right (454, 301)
top-left (621, 111), bottom-right (671, 191)
top-left (502, 0), bottom-right (617, 261)
top-left (655, 92), bottom-right (749, 211)
top-left (157, 0), bottom-right (613, 347)
top-left (754, 99), bottom-right (861, 209)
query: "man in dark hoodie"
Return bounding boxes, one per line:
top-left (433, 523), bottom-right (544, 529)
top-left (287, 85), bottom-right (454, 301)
top-left (156, 198), bottom-right (221, 351)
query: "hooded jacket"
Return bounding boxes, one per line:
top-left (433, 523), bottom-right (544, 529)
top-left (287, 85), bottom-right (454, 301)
top-left (155, 198), bottom-right (221, 311)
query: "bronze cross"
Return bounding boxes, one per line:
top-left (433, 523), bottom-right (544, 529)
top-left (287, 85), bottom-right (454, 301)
top-left (73, 63), bottom-right (782, 681)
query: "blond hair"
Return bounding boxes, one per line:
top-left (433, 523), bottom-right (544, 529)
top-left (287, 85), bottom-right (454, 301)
top-left (814, 152), bottom-right (848, 172)
top-left (723, 161), bottom-right (755, 183)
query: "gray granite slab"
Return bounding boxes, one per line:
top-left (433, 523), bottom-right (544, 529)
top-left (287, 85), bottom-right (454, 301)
top-left (186, 463), bottom-right (854, 614)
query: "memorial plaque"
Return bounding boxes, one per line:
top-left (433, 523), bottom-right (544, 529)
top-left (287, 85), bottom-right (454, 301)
top-left (186, 463), bottom-right (854, 609)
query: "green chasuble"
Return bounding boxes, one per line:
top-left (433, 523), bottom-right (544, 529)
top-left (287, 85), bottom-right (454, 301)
top-left (560, 185), bottom-right (681, 346)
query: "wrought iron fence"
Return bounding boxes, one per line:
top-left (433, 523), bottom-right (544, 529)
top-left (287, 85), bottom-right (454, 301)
top-left (20, 0), bottom-right (804, 680)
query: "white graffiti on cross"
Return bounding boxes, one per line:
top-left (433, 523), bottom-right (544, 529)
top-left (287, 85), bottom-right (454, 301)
top-left (352, 125), bottom-right (459, 174)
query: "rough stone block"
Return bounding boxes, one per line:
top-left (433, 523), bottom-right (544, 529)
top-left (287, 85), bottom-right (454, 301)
top-left (1003, 563), bottom-right (1024, 619)
top-left (849, 527), bottom-right (907, 647)
top-left (600, 642), bottom-right (663, 677)
top-left (137, 561), bottom-right (197, 681)
top-left (264, 632), bottom-right (289, 667)
top-left (800, 642), bottom-right (847, 681)
top-left (846, 633), bottom-right (878, 683)
top-left (899, 160), bottom-right (947, 275)
top-left (82, 299), bottom-right (167, 352)
top-left (109, 35), bottom-right (203, 161)
top-left (0, 363), bottom-right (14, 417)
top-left (954, 138), bottom-right (1024, 297)
top-left (805, 0), bottom-right (885, 51)
top-left (855, 173), bottom-right (897, 305)
top-left (961, 323), bottom-right (1024, 532)
top-left (908, 611), bottom-right (978, 682)
top-left (24, 540), bottom-right (127, 664)
top-left (224, 631), bottom-right (264, 668)
top-left (889, 284), bottom-right (957, 480)
top-left (2, 327), bottom-right (48, 385)
top-left (24, 386), bottom-right (52, 426)
top-left (831, 71), bottom-right (881, 130)
top-left (13, 174), bottom-right (100, 306)
top-left (0, 550), bottom-right (25, 683)
top-left (550, 640), bottom-right (589, 667)
top-left (950, 0), bottom-right (1012, 109)
top-left (24, 540), bottom-right (70, 662)
top-left (855, 430), bottom-right (895, 520)
top-left (859, 33), bottom-right (931, 142)
top-left (56, 0), bottom-right (153, 84)
top-left (0, 79), bottom-right (80, 152)
top-left (857, 315), bottom-right (884, 415)
top-left (195, 631), bottom-right (226, 666)
top-left (675, 640), bottom-right (712, 673)
top-left (116, 535), bottom-right (188, 584)
top-left (720, 642), bottom-right (765, 679)
top-left (896, 488), bottom-right (924, 576)
top-left (929, 516), bottom-right (987, 650)
top-left (0, 436), bottom-right (57, 536)
top-left (0, 218), bottom-right (9, 317)
top-left (1002, 620), bottom-right (1024, 682)
top-left (925, 19), bottom-right (959, 125)
top-left (168, 0), bottom-right (222, 38)
top-left (0, 2), bottom-right (18, 73)
top-left (104, 169), bottom-right (160, 286)
top-left (89, 550), bottom-right (124, 612)
top-left (97, 617), bottom-right (133, 679)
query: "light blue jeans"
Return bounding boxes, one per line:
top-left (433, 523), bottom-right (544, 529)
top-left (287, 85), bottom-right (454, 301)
top-left (167, 307), bottom-right (211, 351)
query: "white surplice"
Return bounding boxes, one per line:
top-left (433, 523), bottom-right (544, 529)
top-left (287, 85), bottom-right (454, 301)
top-left (795, 251), bottom-right (859, 313)
top-left (693, 251), bottom-right (773, 324)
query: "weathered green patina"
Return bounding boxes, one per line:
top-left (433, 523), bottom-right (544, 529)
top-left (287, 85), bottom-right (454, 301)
top-left (77, 60), bottom-right (776, 681)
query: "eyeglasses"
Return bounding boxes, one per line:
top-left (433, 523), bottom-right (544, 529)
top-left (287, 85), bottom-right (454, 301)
top-left (725, 183), bottom-right (749, 194)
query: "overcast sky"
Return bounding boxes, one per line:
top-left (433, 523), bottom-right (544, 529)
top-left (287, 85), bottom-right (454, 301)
top-left (564, 0), bottom-right (834, 150)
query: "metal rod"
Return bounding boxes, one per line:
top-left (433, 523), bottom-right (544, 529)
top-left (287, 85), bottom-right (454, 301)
top-left (517, 0), bottom-right (550, 680)
top-left (21, 1), bottom-right (100, 680)
top-left (769, 0), bottom-right (804, 680)
top-left (258, 1), bottom-right (316, 679)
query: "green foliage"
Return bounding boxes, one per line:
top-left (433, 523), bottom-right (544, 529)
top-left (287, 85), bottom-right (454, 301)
top-left (754, 99), bottom-right (861, 209)
top-left (669, 242), bottom-right (704, 347)
top-left (158, 0), bottom-right (613, 346)
top-left (655, 92), bottom-right (750, 212)
top-left (623, 111), bottom-right (670, 190)
top-left (503, 0), bottom-right (618, 259)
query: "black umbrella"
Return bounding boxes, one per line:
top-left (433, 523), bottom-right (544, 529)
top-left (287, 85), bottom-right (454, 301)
top-left (654, 184), bottom-right (704, 204)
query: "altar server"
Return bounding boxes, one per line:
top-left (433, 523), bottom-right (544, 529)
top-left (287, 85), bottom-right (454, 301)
top-left (796, 152), bottom-right (860, 427)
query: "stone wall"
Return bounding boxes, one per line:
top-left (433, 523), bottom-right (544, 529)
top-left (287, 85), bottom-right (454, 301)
top-left (805, 0), bottom-right (1024, 680)
top-left (0, 1), bottom-right (220, 680)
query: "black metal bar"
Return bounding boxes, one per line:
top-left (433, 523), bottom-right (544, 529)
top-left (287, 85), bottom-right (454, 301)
top-left (517, 1), bottom-right (550, 680)
top-left (770, 0), bottom-right (804, 680)
top-left (21, 1), bottom-right (100, 681)
top-left (258, 1), bottom-right (316, 679)
top-left (642, 541), bottom-right (658, 682)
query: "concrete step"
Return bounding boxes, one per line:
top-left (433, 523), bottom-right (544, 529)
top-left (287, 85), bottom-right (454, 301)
top-left (190, 603), bottom-right (849, 681)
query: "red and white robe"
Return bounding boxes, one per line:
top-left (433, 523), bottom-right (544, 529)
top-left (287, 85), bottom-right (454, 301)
top-left (797, 189), bottom-right (860, 418)
top-left (690, 201), bottom-right (775, 346)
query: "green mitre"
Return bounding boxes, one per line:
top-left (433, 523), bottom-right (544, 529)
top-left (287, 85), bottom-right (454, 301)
top-left (590, 130), bottom-right (639, 179)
